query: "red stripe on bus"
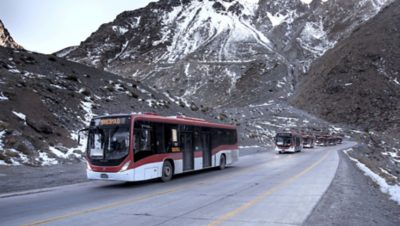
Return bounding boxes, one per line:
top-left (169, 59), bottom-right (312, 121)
top-left (89, 144), bottom-right (238, 172)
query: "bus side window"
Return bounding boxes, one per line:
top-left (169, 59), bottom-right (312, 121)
top-left (165, 124), bottom-right (179, 153)
top-left (154, 123), bottom-right (165, 154)
top-left (133, 121), bottom-right (152, 152)
top-left (194, 130), bottom-right (202, 151)
top-left (136, 127), bottom-right (151, 152)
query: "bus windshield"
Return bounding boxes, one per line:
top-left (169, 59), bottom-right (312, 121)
top-left (276, 135), bottom-right (291, 146)
top-left (88, 126), bottom-right (130, 160)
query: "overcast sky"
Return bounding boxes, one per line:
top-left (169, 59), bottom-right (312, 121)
top-left (1, 0), bottom-right (155, 54)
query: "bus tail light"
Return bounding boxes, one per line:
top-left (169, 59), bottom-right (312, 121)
top-left (120, 161), bottom-right (131, 172)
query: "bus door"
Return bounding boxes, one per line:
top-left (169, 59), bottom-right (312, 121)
top-left (181, 132), bottom-right (194, 171)
top-left (201, 133), bottom-right (211, 168)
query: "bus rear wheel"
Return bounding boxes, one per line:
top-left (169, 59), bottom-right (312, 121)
top-left (219, 154), bottom-right (226, 170)
top-left (161, 161), bottom-right (173, 182)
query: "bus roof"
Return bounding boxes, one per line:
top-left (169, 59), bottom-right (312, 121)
top-left (92, 113), bottom-right (236, 130)
top-left (276, 132), bottom-right (301, 137)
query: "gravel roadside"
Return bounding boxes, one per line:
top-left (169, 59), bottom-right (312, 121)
top-left (0, 161), bottom-right (87, 194)
top-left (304, 150), bottom-right (400, 226)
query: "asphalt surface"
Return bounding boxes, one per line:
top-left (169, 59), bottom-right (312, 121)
top-left (0, 142), bottom-right (355, 226)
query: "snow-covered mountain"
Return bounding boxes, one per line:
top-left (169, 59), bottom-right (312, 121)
top-left (0, 20), bottom-right (23, 49)
top-left (59, 0), bottom-right (392, 108)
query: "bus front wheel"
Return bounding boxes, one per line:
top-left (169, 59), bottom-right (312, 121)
top-left (161, 161), bottom-right (173, 182)
top-left (219, 154), bottom-right (226, 170)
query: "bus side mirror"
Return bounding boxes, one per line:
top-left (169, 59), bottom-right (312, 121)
top-left (78, 128), bottom-right (89, 145)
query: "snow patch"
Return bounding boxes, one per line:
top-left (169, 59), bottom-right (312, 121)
top-left (0, 92), bottom-right (8, 101)
top-left (36, 151), bottom-right (58, 166)
top-left (51, 84), bottom-right (66, 90)
top-left (344, 149), bottom-right (400, 205)
top-left (249, 100), bottom-right (275, 108)
top-left (112, 26), bottom-right (128, 35)
top-left (12, 111), bottom-right (27, 125)
top-left (267, 12), bottom-right (288, 27)
top-left (239, 145), bottom-right (261, 148)
top-left (300, 0), bottom-right (313, 4)
top-left (8, 68), bottom-right (21, 74)
top-left (298, 20), bottom-right (336, 56)
top-left (0, 130), bottom-right (5, 150)
top-left (80, 97), bottom-right (95, 126)
top-left (3, 149), bottom-right (30, 166)
top-left (49, 146), bottom-right (81, 160)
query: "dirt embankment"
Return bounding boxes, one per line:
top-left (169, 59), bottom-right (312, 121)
top-left (291, 2), bottom-right (400, 183)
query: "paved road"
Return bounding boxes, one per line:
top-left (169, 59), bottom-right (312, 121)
top-left (0, 142), bottom-right (356, 226)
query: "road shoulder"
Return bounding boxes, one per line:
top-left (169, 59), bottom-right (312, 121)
top-left (304, 150), bottom-right (400, 226)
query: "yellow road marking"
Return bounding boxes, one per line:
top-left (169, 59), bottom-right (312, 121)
top-left (22, 153), bottom-right (295, 226)
top-left (22, 188), bottom-right (179, 226)
top-left (207, 151), bottom-right (332, 226)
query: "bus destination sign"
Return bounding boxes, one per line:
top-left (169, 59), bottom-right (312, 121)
top-left (99, 117), bottom-right (128, 126)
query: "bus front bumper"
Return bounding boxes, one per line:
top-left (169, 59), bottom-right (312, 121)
top-left (87, 169), bottom-right (135, 181)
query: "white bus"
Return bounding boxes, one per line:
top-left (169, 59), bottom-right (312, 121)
top-left (80, 113), bottom-right (239, 182)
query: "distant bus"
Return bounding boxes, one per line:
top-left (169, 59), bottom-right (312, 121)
top-left (80, 113), bottom-right (239, 182)
top-left (274, 132), bottom-right (302, 153)
top-left (302, 135), bottom-right (315, 148)
top-left (315, 135), bottom-right (328, 146)
top-left (336, 137), bottom-right (343, 144)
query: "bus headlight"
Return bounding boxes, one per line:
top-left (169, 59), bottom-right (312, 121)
top-left (120, 161), bottom-right (131, 172)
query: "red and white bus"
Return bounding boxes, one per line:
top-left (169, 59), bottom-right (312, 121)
top-left (274, 132), bottom-right (303, 153)
top-left (302, 134), bottom-right (315, 148)
top-left (81, 113), bottom-right (239, 182)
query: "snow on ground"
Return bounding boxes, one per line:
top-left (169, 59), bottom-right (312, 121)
top-left (267, 12), bottom-right (288, 27)
top-left (0, 130), bottom-right (5, 151)
top-left (80, 97), bottom-right (94, 125)
top-left (300, 0), bottom-right (329, 4)
top-left (158, 0), bottom-right (274, 62)
top-left (12, 111), bottom-right (27, 125)
top-left (4, 149), bottom-right (29, 166)
top-left (1, 129), bottom-right (59, 166)
top-left (344, 148), bottom-right (400, 205)
top-left (298, 20), bottom-right (336, 56)
top-left (249, 100), bottom-right (275, 108)
top-left (239, 145), bottom-right (261, 148)
top-left (68, 129), bottom-right (88, 158)
top-left (0, 92), bottom-right (8, 101)
top-left (36, 151), bottom-right (58, 166)
top-left (50, 84), bottom-right (66, 90)
top-left (382, 151), bottom-right (400, 163)
top-left (49, 146), bottom-right (81, 160)
top-left (112, 26), bottom-right (128, 35)
top-left (12, 111), bottom-right (26, 121)
top-left (8, 68), bottom-right (21, 74)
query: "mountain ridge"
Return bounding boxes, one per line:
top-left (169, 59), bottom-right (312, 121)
top-left (58, 0), bottom-right (393, 108)
top-left (0, 20), bottom-right (23, 49)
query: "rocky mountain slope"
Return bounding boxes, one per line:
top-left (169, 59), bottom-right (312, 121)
top-left (292, 1), bottom-right (400, 133)
top-left (59, 0), bottom-right (392, 108)
top-left (0, 46), bottom-right (203, 166)
top-left (0, 20), bottom-right (23, 49)
top-left (292, 1), bottom-right (400, 183)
